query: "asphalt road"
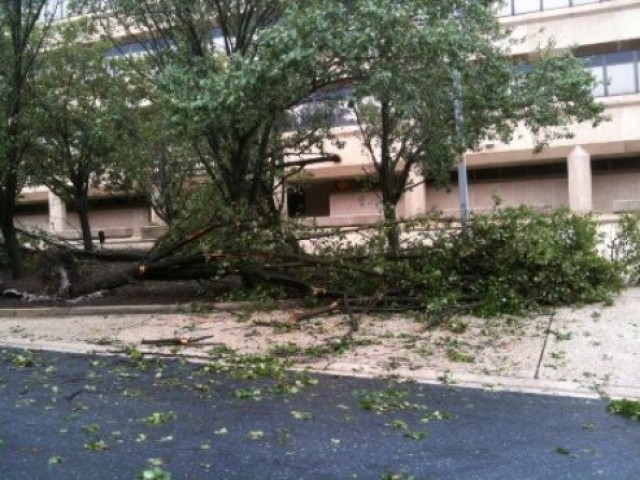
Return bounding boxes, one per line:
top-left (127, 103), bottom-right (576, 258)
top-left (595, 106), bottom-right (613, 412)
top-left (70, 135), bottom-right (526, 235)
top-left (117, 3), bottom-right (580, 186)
top-left (0, 348), bottom-right (638, 480)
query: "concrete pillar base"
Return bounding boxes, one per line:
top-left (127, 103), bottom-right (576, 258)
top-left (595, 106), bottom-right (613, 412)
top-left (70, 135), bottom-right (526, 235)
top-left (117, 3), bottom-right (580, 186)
top-left (48, 191), bottom-right (67, 233)
top-left (567, 146), bottom-right (593, 213)
top-left (400, 169), bottom-right (427, 218)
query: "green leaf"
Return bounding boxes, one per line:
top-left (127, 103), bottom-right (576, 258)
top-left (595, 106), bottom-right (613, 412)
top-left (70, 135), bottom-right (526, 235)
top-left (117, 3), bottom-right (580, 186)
top-left (291, 410), bottom-right (314, 421)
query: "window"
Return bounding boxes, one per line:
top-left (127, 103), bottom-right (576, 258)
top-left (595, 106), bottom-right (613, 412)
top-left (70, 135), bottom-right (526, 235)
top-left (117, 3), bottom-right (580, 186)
top-left (513, 0), bottom-right (540, 15)
top-left (583, 51), bottom-right (640, 98)
top-left (606, 51), bottom-right (637, 96)
top-left (587, 55), bottom-right (606, 97)
top-left (542, 0), bottom-right (570, 10)
top-left (495, 1), bottom-right (513, 16)
top-left (496, 0), bottom-right (606, 17)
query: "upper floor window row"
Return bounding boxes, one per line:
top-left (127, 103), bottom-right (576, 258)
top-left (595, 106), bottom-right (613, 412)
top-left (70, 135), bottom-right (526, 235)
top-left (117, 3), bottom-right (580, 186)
top-left (496, 0), bottom-right (609, 17)
top-left (587, 50), bottom-right (640, 97)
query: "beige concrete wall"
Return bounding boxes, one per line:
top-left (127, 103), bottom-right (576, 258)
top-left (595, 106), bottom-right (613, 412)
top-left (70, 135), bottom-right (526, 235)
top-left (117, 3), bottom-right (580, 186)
top-left (505, 0), bottom-right (640, 56)
top-left (467, 96), bottom-right (640, 168)
top-left (64, 206), bottom-right (150, 237)
top-left (315, 96), bottom-right (640, 175)
top-left (330, 190), bottom-right (382, 217)
top-left (593, 171), bottom-right (640, 213)
top-left (14, 214), bottom-right (50, 232)
top-left (427, 176), bottom-right (569, 216)
top-left (315, 127), bottom-right (370, 168)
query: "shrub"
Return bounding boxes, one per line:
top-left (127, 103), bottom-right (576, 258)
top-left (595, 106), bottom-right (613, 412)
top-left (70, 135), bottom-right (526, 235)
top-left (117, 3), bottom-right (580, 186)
top-left (611, 212), bottom-right (640, 284)
top-left (452, 207), bottom-right (621, 316)
top-left (307, 206), bottom-right (621, 317)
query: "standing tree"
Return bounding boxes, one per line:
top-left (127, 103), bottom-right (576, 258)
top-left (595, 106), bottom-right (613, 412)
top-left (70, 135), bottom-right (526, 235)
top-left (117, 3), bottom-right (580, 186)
top-left (341, 0), bottom-right (605, 250)
top-left (0, 0), bottom-right (51, 277)
top-left (113, 103), bottom-right (198, 227)
top-left (82, 0), bottom-right (352, 227)
top-left (29, 21), bottom-right (138, 251)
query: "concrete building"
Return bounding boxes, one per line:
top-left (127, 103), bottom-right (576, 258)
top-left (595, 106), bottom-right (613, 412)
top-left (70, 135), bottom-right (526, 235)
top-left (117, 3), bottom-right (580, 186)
top-left (15, 0), bottom-right (640, 239)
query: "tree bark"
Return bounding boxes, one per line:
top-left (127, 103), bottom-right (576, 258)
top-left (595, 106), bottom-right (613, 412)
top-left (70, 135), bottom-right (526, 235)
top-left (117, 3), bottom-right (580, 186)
top-left (76, 199), bottom-right (94, 252)
top-left (67, 258), bottom-right (222, 298)
top-left (383, 201), bottom-right (400, 252)
top-left (0, 167), bottom-right (25, 279)
top-left (0, 200), bottom-right (25, 279)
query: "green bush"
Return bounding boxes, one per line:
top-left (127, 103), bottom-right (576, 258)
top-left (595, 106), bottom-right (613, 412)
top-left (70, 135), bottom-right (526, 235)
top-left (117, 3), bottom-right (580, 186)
top-left (307, 206), bottom-right (621, 317)
top-left (611, 212), bottom-right (640, 284)
top-left (452, 207), bottom-right (621, 316)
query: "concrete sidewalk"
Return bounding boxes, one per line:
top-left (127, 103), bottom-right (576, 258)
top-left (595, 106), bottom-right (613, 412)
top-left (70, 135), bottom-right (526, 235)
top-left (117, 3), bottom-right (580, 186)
top-left (0, 288), bottom-right (638, 400)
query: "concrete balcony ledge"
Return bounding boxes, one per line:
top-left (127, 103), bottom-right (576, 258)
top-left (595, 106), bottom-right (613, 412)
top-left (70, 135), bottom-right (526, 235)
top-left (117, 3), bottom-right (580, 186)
top-left (301, 214), bottom-right (382, 228)
top-left (613, 199), bottom-right (640, 213)
top-left (58, 227), bottom-right (134, 241)
top-left (140, 225), bottom-right (169, 240)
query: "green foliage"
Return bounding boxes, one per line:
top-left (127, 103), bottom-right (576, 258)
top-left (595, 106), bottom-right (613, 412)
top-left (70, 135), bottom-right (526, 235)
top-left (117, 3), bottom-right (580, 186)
top-left (0, 0), bottom-right (51, 277)
top-left (611, 212), bottom-right (640, 284)
top-left (84, 439), bottom-right (109, 451)
top-left (607, 399), bottom-right (640, 421)
top-left (140, 411), bottom-right (178, 425)
top-left (81, 0), bottom-right (348, 221)
top-left (28, 20), bottom-right (139, 249)
top-left (306, 207), bottom-right (621, 318)
top-left (330, 0), bottom-right (605, 247)
top-left (451, 207), bottom-right (620, 316)
top-left (139, 465), bottom-right (172, 480)
top-left (291, 410), bottom-right (314, 421)
top-left (12, 351), bottom-right (37, 368)
top-left (355, 387), bottom-right (423, 412)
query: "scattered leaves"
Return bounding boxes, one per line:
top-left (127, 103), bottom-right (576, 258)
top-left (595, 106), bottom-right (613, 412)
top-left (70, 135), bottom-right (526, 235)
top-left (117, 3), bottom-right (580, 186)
top-left (291, 410), bottom-right (314, 421)
top-left (141, 411), bottom-right (178, 425)
top-left (247, 430), bottom-right (265, 441)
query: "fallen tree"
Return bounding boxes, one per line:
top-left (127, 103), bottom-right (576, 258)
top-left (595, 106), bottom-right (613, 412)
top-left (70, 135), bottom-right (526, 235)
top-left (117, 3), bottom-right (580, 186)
top-left (3, 207), bottom-right (623, 324)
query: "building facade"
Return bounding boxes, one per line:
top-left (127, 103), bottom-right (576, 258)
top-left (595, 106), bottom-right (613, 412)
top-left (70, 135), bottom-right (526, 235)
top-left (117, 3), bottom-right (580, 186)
top-left (16, 0), bottom-right (640, 239)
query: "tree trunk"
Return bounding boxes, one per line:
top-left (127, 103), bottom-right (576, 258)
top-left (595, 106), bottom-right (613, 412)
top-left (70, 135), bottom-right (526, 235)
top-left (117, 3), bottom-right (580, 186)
top-left (383, 201), bottom-right (400, 252)
top-left (0, 205), bottom-right (25, 280)
top-left (67, 259), bottom-right (221, 298)
top-left (0, 166), bottom-right (25, 278)
top-left (378, 99), bottom-right (401, 253)
top-left (76, 199), bottom-right (94, 252)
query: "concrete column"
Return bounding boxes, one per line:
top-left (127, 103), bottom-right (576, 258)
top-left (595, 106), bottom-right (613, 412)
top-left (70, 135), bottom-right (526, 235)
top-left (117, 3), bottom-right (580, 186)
top-left (149, 207), bottom-right (163, 225)
top-left (273, 180), bottom-right (288, 217)
top-left (401, 168), bottom-right (427, 218)
top-left (47, 191), bottom-right (67, 233)
top-left (567, 146), bottom-right (593, 213)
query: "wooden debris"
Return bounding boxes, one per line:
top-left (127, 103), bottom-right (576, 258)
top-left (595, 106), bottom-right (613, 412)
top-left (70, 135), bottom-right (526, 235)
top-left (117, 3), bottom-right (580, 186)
top-left (290, 301), bottom-right (342, 322)
top-left (140, 335), bottom-right (214, 346)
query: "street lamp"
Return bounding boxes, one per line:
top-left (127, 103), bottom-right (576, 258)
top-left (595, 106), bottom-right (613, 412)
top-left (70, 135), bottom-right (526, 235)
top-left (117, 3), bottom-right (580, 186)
top-left (453, 66), bottom-right (470, 229)
top-left (452, 7), bottom-right (470, 229)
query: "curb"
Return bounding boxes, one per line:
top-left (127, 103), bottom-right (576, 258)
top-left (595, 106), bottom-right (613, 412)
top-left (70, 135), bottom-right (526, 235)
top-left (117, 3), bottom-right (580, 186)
top-left (0, 304), bottom-right (180, 318)
top-left (3, 338), bottom-right (639, 401)
top-left (0, 300), bottom-right (300, 318)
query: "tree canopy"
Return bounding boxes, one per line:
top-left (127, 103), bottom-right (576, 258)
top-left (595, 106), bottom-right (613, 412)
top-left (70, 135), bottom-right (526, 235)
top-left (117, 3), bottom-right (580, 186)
top-left (334, 0), bottom-right (605, 248)
top-left (0, 0), bottom-right (609, 276)
top-left (29, 20), bottom-right (138, 251)
top-left (0, 0), bottom-right (51, 277)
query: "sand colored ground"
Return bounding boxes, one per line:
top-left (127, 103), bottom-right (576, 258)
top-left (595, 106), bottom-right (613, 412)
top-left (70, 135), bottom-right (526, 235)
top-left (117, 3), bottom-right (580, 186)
top-left (0, 288), bottom-right (639, 400)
